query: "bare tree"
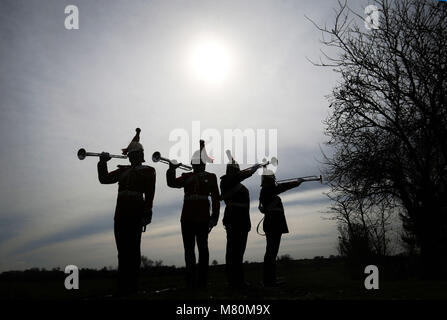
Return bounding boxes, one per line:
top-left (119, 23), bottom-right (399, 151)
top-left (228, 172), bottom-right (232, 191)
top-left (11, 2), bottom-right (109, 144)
top-left (310, 0), bottom-right (447, 275)
top-left (328, 191), bottom-right (394, 258)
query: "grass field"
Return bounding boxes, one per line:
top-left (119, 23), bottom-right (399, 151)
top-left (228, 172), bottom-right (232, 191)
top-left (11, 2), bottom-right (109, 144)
top-left (1, 258), bottom-right (446, 300)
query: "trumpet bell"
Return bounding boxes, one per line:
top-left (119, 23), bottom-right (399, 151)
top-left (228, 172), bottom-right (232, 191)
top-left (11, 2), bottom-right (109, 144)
top-left (261, 156), bottom-right (278, 167)
top-left (152, 151), bottom-right (161, 162)
top-left (77, 148), bottom-right (87, 160)
top-left (151, 151), bottom-right (192, 171)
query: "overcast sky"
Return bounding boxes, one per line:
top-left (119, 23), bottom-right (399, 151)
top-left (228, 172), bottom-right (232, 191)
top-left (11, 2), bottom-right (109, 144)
top-left (0, 0), bottom-right (371, 271)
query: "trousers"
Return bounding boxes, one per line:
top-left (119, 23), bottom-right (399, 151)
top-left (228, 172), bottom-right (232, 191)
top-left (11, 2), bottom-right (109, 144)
top-left (114, 219), bottom-right (142, 294)
top-left (181, 221), bottom-right (209, 288)
top-left (263, 232), bottom-right (282, 284)
top-left (225, 228), bottom-right (248, 287)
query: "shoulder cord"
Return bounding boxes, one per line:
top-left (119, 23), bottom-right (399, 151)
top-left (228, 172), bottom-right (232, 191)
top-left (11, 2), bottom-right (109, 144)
top-left (256, 216), bottom-right (265, 236)
top-left (256, 197), bottom-right (282, 236)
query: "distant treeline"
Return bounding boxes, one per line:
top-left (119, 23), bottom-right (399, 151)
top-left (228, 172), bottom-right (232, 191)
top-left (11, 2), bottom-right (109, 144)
top-left (0, 254), bottom-right (427, 282)
top-left (0, 254), bottom-right (324, 281)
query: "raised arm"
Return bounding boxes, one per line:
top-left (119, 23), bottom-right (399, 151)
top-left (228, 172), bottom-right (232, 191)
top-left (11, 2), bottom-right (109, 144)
top-left (273, 179), bottom-right (304, 196)
top-left (97, 153), bottom-right (121, 184)
top-left (223, 166), bottom-right (257, 189)
top-left (220, 170), bottom-right (254, 201)
top-left (235, 169), bottom-right (256, 184)
top-left (166, 166), bottom-right (186, 188)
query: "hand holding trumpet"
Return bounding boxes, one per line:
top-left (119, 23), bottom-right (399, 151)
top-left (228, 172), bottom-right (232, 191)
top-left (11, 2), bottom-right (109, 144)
top-left (169, 161), bottom-right (182, 170)
top-left (99, 152), bottom-right (112, 162)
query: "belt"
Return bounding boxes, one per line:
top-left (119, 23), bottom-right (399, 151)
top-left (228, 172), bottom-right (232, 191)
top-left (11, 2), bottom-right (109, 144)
top-left (266, 208), bottom-right (284, 214)
top-left (226, 202), bottom-right (249, 208)
top-left (118, 191), bottom-right (144, 197)
top-left (184, 194), bottom-right (209, 201)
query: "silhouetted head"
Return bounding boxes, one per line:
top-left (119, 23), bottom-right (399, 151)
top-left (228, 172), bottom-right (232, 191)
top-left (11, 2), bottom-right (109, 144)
top-left (128, 150), bottom-right (145, 165)
top-left (226, 160), bottom-right (240, 175)
top-left (261, 169), bottom-right (276, 187)
top-left (224, 149), bottom-right (239, 175)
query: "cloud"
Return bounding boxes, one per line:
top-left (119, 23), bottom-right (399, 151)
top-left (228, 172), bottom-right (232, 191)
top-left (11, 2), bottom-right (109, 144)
top-left (10, 212), bottom-right (113, 256)
top-left (285, 233), bottom-right (334, 241)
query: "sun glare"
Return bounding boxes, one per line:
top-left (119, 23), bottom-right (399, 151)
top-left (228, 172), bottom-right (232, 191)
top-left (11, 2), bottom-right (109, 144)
top-left (188, 38), bottom-right (231, 86)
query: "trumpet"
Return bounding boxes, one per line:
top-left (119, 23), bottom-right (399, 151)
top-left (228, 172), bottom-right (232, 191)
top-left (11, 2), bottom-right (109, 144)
top-left (152, 151), bottom-right (192, 171)
top-left (276, 175), bottom-right (323, 184)
top-left (77, 148), bottom-right (127, 160)
top-left (242, 157), bottom-right (278, 172)
top-left (226, 150), bottom-right (278, 172)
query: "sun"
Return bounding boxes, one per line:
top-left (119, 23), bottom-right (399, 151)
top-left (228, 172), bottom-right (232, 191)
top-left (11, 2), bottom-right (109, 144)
top-left (187, 37), bottom-right (231, 86)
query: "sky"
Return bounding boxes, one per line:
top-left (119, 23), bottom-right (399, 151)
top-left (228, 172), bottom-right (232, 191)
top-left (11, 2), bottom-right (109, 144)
top-left (0, 0), bottom-right (370, 272)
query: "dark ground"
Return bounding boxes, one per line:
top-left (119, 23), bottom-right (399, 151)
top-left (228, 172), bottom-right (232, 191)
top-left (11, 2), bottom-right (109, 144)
top-left (1, 257), bottom-right (446, 300)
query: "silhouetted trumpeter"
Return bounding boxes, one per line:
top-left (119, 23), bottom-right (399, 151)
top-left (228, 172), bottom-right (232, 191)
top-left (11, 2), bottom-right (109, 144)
top-left (259, 169), bottom-right (303, 287)
top-left (220, 151), bottom-right (261, 289)
top-left (166, 140), bottom-right (220, 289)
top-left (97, 128), bottom-right (156, 296)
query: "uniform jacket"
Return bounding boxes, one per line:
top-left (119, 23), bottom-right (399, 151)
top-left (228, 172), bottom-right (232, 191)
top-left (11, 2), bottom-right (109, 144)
top-left (259, 181), bottom-right (300, 234)
top-left (98, 162), bottom-right (156, 221)
top-left (167, 169), bottom-right (220, 223)
top-left (220, 170), bottom-right (253, 231)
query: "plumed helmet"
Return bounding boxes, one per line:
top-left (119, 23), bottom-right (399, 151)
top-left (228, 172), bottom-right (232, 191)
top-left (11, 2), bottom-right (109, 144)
top-left (191, 140), bottom-right (214, 165)
top-left (226, 160), bottom-right (240, 175)
top-left (225, 150), bottom-right (240, 175)
top-left (122, 128), bottom-right (144, 155)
